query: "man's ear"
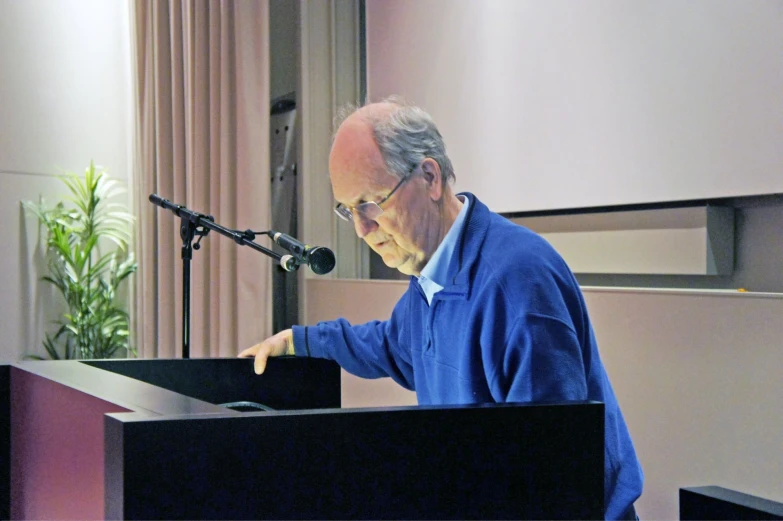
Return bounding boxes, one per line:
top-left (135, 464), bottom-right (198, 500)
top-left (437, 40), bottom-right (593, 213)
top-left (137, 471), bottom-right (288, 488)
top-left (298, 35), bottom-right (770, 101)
top-left (421, 158), bottom-right (443, 200)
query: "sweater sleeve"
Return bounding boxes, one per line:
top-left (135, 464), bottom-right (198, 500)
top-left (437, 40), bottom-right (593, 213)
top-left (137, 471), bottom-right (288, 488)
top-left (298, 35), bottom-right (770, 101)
top-left (488, 313), bottom-right (589, 403)
top-left (291, 290), bottom-right (415, 391)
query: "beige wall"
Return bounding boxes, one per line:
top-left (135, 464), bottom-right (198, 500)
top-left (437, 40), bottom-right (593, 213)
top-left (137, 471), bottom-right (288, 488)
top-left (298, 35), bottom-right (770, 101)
top-left (0, 0), bottom-right (133, 361)
top-left (306, 278), bottom-right (415, 408)
top-left (306, 278), bottom-right (783, 520)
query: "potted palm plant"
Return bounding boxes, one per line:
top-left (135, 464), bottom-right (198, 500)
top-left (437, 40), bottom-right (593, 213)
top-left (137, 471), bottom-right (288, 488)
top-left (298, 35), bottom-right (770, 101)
top-left (23, 162), bottom-right (137, 359)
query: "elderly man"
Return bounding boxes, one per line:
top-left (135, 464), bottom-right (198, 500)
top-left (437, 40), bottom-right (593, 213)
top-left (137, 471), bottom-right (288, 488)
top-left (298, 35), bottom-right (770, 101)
top-left (240, 99), bottom-right (643, 520)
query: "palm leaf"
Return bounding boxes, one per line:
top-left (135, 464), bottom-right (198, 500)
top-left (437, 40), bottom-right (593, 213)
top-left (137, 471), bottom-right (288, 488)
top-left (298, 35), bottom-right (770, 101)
top-left (42, 335), bottom-right (62, 360)
top-left (21, 162), bottom-right (138, 360)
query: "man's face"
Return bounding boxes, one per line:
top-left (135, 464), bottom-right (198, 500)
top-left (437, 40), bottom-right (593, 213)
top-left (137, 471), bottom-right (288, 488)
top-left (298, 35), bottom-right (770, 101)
top-left (329, 120), bottom-right (443, 276)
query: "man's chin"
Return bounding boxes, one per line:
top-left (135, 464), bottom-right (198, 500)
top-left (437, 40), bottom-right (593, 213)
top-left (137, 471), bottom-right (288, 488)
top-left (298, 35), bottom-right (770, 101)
top-left (381, 253), bottom-right (412, 274)
top-left (386, 258), bottom-right (418, 276)
top-left (381, 254), bottom-right (402, 269)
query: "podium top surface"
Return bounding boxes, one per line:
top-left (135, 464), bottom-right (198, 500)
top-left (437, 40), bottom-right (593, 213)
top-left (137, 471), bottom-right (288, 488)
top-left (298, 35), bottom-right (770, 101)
top-left (12, 359), bottom-right (233, 416)
top-left (11, 357), bottom-right (343, 417)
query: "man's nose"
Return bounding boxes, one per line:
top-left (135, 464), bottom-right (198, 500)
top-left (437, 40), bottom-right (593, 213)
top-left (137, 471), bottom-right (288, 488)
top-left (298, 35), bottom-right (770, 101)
top-left (353, 214), bottom-right (378, 238)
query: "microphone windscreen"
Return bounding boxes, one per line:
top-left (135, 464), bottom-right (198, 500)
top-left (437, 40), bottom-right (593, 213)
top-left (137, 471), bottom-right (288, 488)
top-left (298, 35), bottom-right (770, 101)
top-left (308, 247), bottom-right (336, 275)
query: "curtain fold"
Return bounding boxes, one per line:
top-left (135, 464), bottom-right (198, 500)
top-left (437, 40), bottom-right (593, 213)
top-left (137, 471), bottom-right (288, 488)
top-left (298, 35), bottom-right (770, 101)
top-left (132, 0), bottom-right (271, 358)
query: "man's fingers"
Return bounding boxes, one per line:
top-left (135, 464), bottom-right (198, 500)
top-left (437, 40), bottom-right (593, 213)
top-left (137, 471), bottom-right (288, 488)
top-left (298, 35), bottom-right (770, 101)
top-left (238, 344), bottom-right (270, 374)
top-left (254, 345), bottom-right (271, 375)
top-left (241, 330), bottom-right (293, 374)
top-left (237, 345), bottom-right (259, 358)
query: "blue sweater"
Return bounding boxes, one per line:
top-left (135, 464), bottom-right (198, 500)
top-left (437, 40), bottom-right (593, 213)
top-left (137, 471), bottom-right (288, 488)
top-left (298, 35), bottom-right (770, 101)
top-left (293, 193), bottom-right (643, 520)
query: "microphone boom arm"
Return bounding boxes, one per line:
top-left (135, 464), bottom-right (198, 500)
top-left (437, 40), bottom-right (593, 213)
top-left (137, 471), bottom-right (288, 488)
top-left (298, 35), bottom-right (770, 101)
top-left (149, 194), bottom-right (298, 271)
top-left (149, 194), bottom-right (298, 359)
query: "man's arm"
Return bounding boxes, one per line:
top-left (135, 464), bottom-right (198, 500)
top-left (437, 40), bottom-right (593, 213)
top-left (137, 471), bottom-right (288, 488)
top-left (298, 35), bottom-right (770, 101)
top-left (239, 288), bottom-right (415, 389)
top-left (486, 313), bottom-right (589, 403)
top-left (292, 317), bottom-right (414, 389)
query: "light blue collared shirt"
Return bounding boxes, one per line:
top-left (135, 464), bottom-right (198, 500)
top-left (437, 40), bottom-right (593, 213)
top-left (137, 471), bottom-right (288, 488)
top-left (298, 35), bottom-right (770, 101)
top-left (417, 195), bottom-right (470, 305)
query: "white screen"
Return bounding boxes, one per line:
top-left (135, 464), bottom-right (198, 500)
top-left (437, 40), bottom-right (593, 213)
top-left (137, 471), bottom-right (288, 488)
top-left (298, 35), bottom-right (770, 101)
top-left (367, 0), bottom-right (783, 213)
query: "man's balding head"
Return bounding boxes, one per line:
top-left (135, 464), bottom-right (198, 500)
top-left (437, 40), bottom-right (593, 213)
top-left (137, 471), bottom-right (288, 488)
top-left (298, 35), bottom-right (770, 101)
top-left (328, 99), bottom-right (461, 276)
top-left (332, 99), bottom-right (456, 185)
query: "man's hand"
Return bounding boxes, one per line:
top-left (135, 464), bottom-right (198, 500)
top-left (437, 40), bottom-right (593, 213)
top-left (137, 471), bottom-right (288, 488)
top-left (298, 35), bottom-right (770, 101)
top-left (238, 329), bottom-right (295, 374)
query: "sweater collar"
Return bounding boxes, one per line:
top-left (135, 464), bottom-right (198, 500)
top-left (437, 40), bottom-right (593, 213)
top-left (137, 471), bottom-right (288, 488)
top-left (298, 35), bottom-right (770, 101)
top-left (434, 192), bottom-right (490, 300)
top-left (417, 195), bottom-right (470, 303)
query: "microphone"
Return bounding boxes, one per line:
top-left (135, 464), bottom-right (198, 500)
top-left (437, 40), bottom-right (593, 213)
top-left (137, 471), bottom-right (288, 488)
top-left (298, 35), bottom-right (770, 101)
top-left (267, 231), bottom-right (336, 275)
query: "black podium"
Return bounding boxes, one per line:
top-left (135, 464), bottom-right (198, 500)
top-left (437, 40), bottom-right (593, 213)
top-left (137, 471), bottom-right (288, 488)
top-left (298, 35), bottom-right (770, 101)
top-left (2, 358), bottom-right (604, 520)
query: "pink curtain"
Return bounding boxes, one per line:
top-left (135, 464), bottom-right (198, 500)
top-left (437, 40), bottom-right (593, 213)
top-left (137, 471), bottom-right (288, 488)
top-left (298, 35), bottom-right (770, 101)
top-left (132, 0), bottom-right (271, 358)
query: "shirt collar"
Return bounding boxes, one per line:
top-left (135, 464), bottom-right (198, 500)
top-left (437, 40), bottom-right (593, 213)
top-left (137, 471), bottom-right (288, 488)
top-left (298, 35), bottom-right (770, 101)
top-left (417, 195), bottom-right (470, 303)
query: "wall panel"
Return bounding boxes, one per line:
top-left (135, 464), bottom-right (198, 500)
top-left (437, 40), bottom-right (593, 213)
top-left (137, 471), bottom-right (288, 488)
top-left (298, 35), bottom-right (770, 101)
top-left (306, 278), bottom-right (783, 519)
top-left (0, 0), bottom-right (133, 362)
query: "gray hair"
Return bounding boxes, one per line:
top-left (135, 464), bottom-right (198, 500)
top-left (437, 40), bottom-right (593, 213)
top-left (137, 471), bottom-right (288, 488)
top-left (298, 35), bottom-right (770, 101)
top-left (334, 97), bottom-right (456, 184)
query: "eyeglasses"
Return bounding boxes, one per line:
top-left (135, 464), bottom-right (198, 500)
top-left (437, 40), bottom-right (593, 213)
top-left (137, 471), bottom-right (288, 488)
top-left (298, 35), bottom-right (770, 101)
top-left (334, 168), bottom-right (414, 223)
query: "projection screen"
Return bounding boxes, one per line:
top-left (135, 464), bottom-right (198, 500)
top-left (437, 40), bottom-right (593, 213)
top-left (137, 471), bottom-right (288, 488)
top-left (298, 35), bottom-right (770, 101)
top-left (366, 0), bottom-right (783, 213)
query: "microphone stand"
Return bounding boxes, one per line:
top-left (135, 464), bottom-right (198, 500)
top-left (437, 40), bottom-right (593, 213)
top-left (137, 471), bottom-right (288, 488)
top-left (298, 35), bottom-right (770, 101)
top-left (149, 194), bottom-right (298, 359)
